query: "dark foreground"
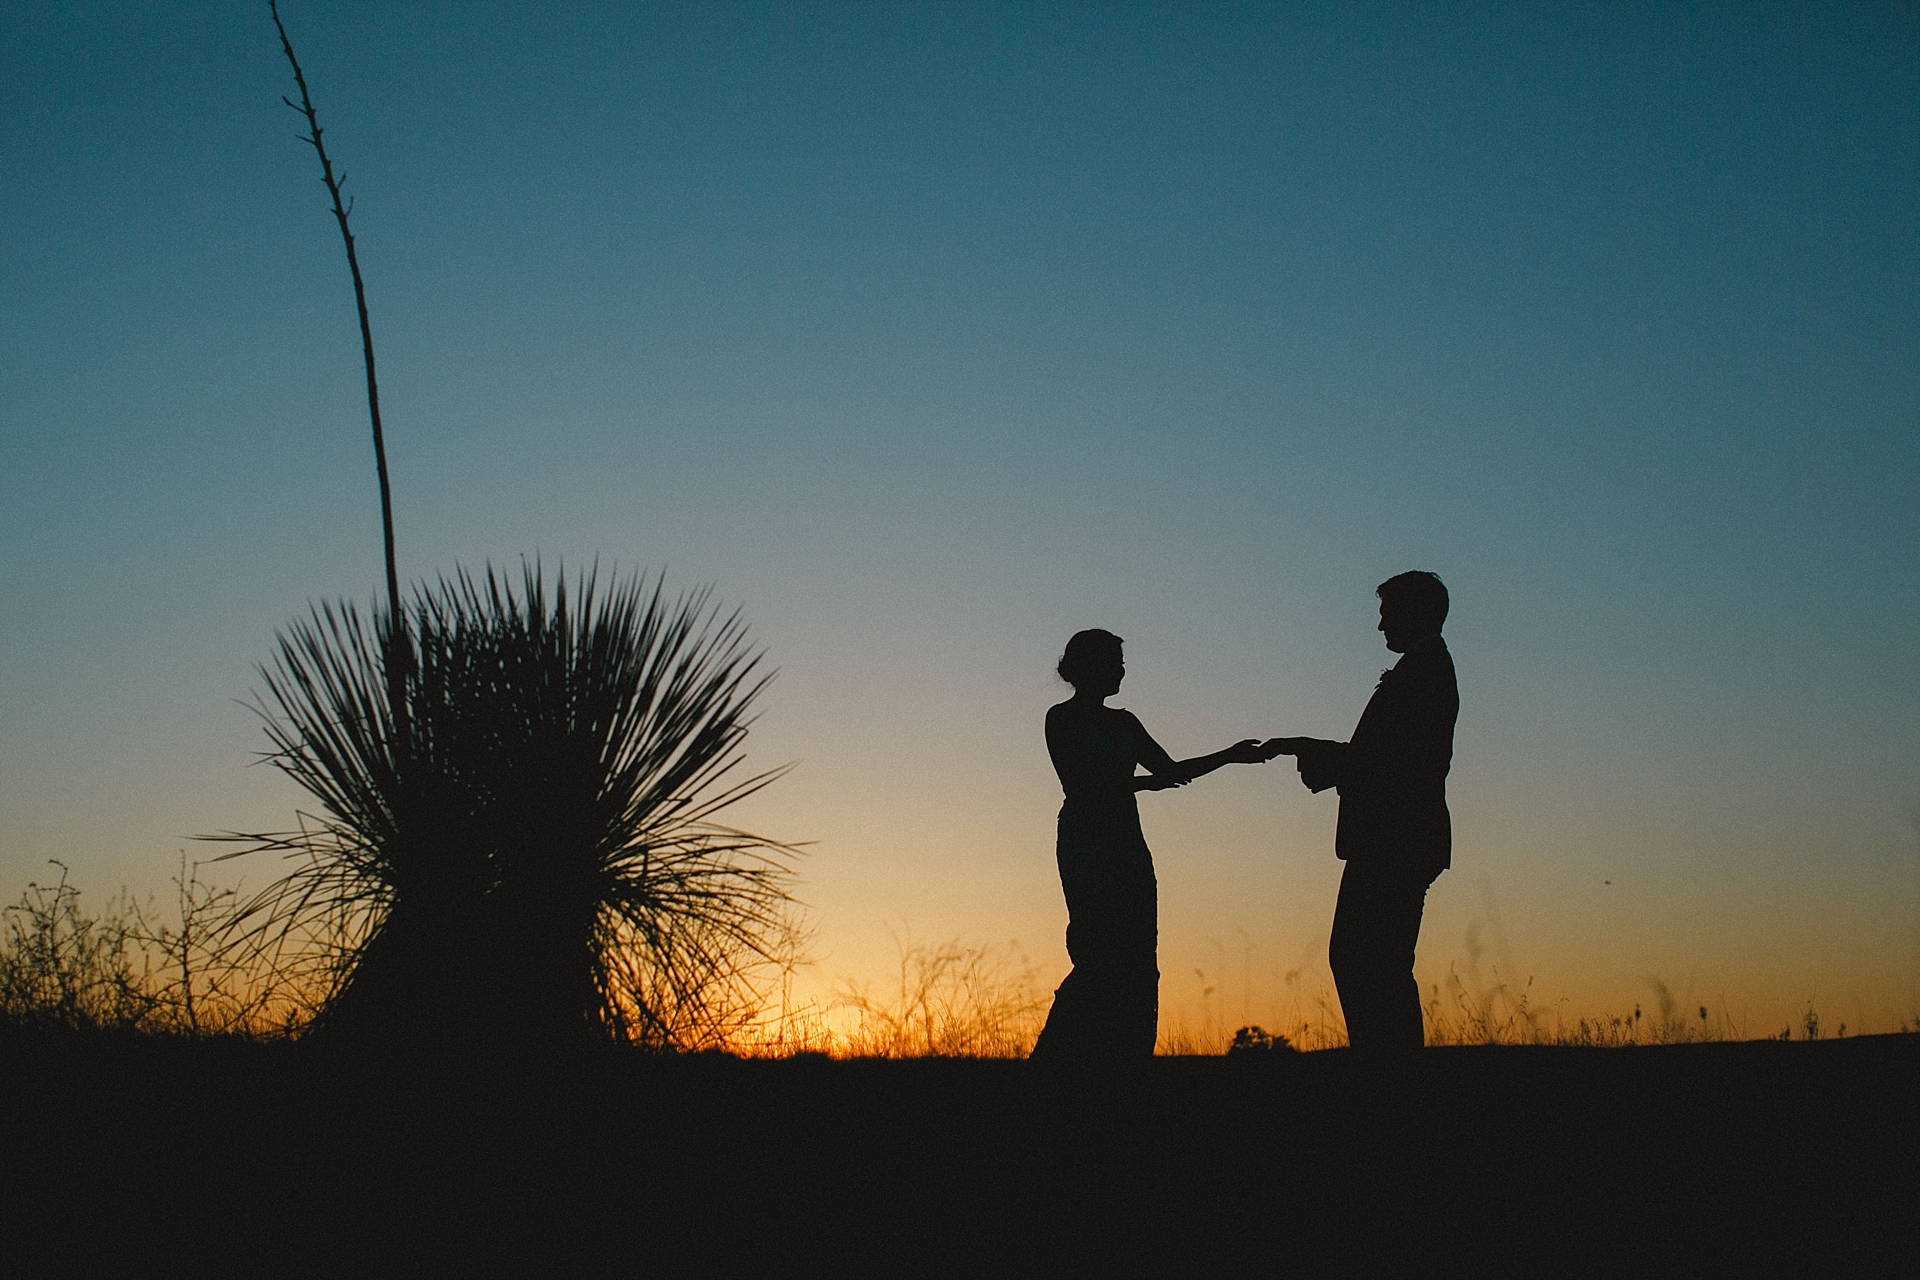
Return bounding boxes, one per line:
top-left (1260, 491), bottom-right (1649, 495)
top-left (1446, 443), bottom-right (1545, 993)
top-left (4, 1033), bottom-right (1914, 1276)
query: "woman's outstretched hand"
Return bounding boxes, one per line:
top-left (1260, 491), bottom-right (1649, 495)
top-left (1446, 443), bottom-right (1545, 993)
top-left (1223, 738), bottom-right (1269, 764)
top-left (1140, 740), bottom-right (1275, 792)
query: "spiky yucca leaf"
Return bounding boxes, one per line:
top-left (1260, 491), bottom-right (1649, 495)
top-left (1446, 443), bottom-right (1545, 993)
top-left (217, 565), bottom-right (798, 1046)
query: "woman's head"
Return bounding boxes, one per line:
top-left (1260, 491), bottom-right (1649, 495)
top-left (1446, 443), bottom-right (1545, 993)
top-left (1058, 628), bottom-right (1124, 694)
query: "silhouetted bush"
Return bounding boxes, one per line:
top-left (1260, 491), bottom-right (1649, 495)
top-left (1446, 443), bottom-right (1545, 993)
top-left (1227, 1024), bottom-right (1294, 1054)
top-left (217, 564), bottom-right (801, 1048)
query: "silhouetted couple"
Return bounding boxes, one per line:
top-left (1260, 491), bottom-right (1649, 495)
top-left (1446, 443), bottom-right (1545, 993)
top-left (1029, 571), bottom-right (1457, 1060)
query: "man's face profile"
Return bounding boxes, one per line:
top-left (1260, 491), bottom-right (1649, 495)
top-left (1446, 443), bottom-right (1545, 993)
top-left (1378, 601), bottom-right (1417, 653)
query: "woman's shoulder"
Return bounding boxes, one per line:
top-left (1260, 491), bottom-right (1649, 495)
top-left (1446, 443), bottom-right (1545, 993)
top-left (1045, 700), bottom-right (1083, 739)
top-left (1059, 706), bottom-right (1128, 725)
top-left (1047, 700), bottom-right (1137, 740)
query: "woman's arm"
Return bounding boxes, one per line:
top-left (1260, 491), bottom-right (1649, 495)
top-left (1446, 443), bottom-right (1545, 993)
top-left (1130, 720), bottom-right (1186, 790)
top-left (1132, 716), bottom-right (1268, 789)
top-left (1164, 739), bottom-right (1269, 785)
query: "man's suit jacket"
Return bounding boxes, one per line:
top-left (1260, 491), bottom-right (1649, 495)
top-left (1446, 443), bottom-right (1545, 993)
top-left (1299, 635), bottom-right (1458, 877)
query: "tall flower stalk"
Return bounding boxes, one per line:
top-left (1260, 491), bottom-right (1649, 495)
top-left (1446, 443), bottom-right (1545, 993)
top-left (269, 0), bottom-right (410, 746)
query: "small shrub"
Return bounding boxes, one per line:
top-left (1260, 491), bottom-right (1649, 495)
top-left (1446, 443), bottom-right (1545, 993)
top-left (1227, 1025), bottom-right (1293, 1055)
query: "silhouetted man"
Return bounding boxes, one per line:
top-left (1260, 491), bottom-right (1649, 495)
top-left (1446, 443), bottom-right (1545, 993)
top-left (1265, 572), bottom-right (1458, 1051)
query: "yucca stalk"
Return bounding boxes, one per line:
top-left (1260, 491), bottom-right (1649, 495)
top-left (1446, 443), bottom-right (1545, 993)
top-left (218, 566), bottom-right (799, 1046)
top-left (269, 0), bottom-right (411, 749)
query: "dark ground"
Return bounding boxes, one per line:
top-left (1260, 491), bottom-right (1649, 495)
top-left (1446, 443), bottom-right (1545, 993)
top-left (3, 1032), bottom-right (1913, 1276)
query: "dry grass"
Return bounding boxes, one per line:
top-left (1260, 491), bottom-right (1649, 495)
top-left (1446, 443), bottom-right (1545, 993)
top-left (832, 931), bottom-right (1050, 1057)
top-left (0, 858), bottom-right (326, 1038)
top-left (708, 928), bottom-right (1052, 1058)
top-left (5, 871), bottom-right (1897, 1054)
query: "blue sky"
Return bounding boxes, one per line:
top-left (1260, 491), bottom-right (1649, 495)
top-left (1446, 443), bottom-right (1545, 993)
top-left (3, 1), bottom-right (1916, 1035)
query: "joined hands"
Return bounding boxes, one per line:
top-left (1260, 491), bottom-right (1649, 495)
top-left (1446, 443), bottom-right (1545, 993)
top-left (1223, 737), bottom-right (1269, 764)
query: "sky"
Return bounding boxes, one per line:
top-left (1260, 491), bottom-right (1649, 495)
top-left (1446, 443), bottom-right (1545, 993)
top-left (3, 1), bottom-right (1917, 1041)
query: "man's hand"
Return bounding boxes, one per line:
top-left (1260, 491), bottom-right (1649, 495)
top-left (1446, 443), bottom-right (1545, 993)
top-left (1223, 738), bottom-right (1268, 764)
top-left (1290, 738), bottom-right (1345, 793)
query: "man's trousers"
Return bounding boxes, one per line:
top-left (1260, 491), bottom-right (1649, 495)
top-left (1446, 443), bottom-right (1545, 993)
top-left (1329, 858), bottom-right (1439, 1051)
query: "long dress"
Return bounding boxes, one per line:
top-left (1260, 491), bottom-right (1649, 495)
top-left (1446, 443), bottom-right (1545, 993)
top-left (1030, 703), bottom-right (1160, 1059)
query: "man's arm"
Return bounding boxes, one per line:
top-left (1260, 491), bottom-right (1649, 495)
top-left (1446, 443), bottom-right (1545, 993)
top-left (1261, 737), bottom-right (1349, 793)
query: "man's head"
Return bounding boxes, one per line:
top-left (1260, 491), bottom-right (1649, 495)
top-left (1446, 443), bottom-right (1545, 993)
top-left (1376, 571), bottom-right (1448, 652)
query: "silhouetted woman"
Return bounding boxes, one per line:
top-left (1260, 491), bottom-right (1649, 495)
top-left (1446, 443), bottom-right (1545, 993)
top-left (1031, 629), bottom-right (1267, 1060)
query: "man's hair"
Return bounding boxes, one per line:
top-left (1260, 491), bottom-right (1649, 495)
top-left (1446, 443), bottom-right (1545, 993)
top-left (1376, 571), bottom-right (1449, 633)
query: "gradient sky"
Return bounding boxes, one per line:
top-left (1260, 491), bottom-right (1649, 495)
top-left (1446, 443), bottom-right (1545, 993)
top-left (4, 1), bottom-right (1916, 1039)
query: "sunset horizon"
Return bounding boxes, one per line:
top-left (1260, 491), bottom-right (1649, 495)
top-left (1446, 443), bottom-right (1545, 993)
top-left (3, 1), bottom-right (1915, 1048)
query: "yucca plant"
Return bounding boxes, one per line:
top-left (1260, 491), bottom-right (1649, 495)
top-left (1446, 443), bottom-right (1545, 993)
top-left (219, 564), bottom-right (798, 1047)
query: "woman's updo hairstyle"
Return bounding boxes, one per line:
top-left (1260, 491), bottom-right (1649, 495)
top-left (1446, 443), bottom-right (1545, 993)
top-left (1057, 628), bottom-right (1123, 687)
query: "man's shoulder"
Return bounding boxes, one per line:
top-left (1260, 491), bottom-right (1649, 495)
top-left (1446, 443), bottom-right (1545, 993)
top-left (1402, 636), bottom-right (1456, 677)
top-left (1373, 638), bottom-right (1456, 709)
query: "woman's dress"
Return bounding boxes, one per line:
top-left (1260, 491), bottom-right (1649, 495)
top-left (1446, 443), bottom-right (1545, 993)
top-left (1030, 705), bottom-right (1160, 1059)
